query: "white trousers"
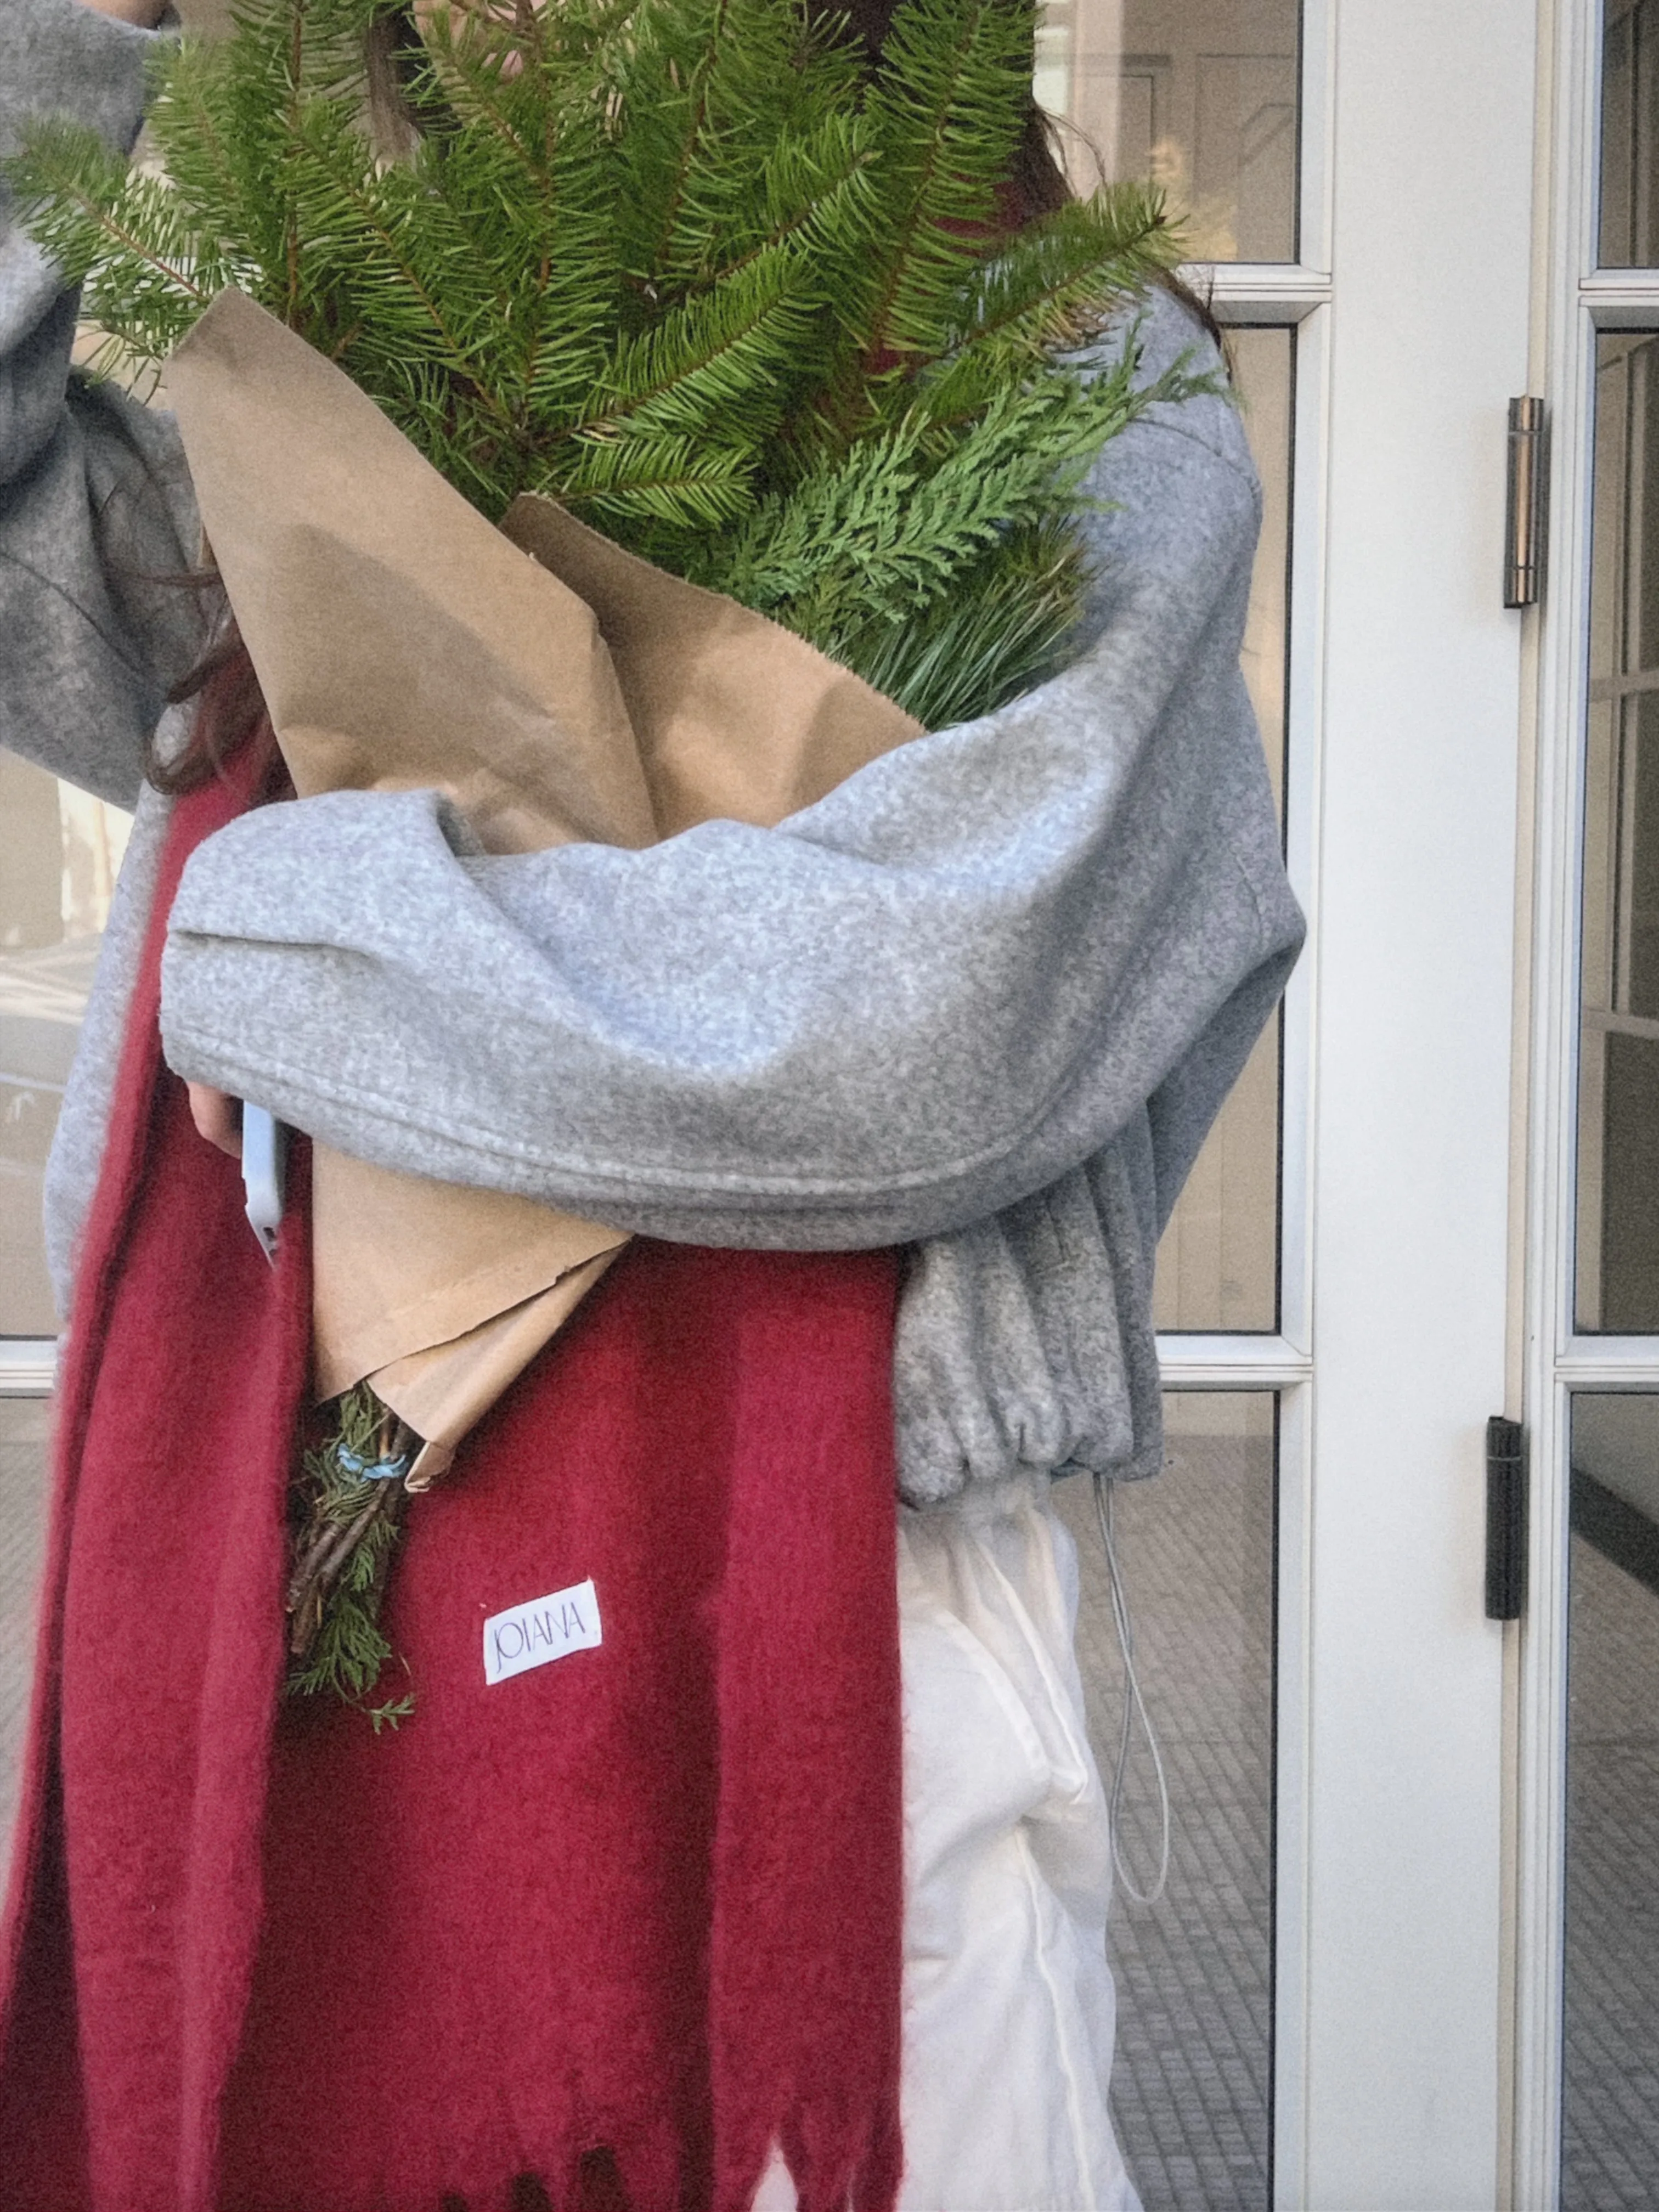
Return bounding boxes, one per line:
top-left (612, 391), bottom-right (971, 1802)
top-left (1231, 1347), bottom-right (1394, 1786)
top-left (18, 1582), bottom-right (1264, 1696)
top-left (757, 1476), bottom-right (1143, 2212)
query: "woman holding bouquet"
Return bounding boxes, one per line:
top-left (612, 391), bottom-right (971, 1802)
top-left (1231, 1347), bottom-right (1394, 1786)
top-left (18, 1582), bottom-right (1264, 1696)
top-left (0, 0), bottom-right (1302, 2205)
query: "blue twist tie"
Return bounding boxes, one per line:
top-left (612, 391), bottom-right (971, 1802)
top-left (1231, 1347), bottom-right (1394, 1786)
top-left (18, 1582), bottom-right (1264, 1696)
top-left (336, 1444), bottom-right (410, 1483)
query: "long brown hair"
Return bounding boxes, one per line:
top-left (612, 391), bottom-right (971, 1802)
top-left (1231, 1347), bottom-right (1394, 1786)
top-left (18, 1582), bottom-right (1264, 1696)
top-left (148, 613), bottom-right (276, 794)
top-left (155, 0), bottom-right (1180, 794)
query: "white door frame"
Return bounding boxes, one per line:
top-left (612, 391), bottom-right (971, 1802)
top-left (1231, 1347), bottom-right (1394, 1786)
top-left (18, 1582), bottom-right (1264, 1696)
top-left (1512, 0), bottom-right (1659, 2200)
top-left (1165, 0), bottom-right (1542, 2203)
top-left (1299, 0), bottom-right (1534, 2199)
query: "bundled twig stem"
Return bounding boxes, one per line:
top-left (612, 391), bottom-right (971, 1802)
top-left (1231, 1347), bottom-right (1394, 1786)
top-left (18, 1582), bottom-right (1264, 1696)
top-left (284, 1384), bottom-right (416, 1728)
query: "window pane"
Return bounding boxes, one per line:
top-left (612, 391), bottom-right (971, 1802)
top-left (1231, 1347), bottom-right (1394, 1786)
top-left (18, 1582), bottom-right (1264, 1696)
top-left (0, 753), bottom-right (132, 1335)
top-left (1578, 332), bottom-right (1659, 1332)
top-left (1155, 326), bottom-right (1291, 1332)
top-left (0, 1396), bottom-right (50, 1872)
top-left (1600, 0), bottom-right (1659, 270)
top-left (1040, 0), bottom-right (1301, 263)
top-left (1056, 1390), bottom-right (1277, 2211)
top-left (1565, 1393), bottom-right (1659, 2204)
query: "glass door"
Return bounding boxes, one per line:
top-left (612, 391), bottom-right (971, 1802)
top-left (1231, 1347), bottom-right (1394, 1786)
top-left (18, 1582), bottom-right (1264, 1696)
top-left (1041, 3), bottom-right (1309, 2202)
top-left (1050, 0), bottom-right (1540, 2205)
top-left (1516, 2), bottom-right (1659, 2203)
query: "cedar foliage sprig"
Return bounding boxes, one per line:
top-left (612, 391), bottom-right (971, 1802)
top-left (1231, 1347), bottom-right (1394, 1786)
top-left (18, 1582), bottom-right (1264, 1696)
top-left (9, 0), bottom-right (1212, 728)
top-left (285, 1380), bottom-right (416, 1730)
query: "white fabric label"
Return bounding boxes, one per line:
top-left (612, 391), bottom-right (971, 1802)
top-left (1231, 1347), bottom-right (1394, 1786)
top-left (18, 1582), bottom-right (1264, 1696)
top-left (483, 1578), bottom-right (602, 1685)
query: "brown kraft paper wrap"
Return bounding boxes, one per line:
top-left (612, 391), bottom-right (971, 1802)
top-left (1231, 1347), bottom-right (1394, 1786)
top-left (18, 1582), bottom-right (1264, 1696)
top-left (166, 290), bottom-right (921, 1481)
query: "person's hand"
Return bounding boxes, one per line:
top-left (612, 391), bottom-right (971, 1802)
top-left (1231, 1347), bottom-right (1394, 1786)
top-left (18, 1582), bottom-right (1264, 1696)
top-left (412, 0), bottom-right (545, 37)
top-left (74, 0), bottom-right (172, 26)
top-left (412, 0), bottom-right (545, 74)
top-left (187, 1082), bottom-right (243, 1159)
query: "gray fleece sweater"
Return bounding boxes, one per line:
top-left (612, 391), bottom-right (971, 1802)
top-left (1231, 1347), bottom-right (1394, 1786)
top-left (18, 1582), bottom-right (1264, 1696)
top-left (2, 0), bottom-right (1304, 1503)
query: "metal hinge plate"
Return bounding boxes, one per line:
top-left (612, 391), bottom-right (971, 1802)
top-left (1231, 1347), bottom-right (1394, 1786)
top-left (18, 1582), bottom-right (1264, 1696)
top-left (1504, 397), bottom-right (1548, 608)
top-left (1486, 1415), bottom-right (1528, 1620)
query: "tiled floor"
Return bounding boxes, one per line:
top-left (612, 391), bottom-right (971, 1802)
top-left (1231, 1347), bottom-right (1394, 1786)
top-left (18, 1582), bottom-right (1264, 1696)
top-left (1564, 1530), bottom-right (1659, 2210)
top-left (16, 1398), bottom-right (1659, 2211)
top-left (1056, 1412), bottom-right (1275, 2212)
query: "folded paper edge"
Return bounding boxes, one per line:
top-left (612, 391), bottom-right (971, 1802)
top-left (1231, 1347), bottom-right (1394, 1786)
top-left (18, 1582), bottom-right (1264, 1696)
top-left (309, 1212), bottom-right (628, 1398)
top-left (369, 1248), bottom-right (627, 1481)
top-left (501, 494), bottom-right (924, 743)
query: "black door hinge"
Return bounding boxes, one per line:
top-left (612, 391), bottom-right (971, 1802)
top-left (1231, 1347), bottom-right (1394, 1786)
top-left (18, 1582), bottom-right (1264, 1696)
top-left (1486, 1415), bottom-right (1527, 1621)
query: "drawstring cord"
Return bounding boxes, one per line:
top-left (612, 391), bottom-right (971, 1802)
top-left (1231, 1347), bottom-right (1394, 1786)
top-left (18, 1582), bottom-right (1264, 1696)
top-left (1092, 1471), bottom-right (1170, 1907)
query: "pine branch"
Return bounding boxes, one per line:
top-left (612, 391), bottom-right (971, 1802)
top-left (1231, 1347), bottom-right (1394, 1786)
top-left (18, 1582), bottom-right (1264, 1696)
top-left (578, 244), bottom-right (814, 444)
top-left (825, 516), bottom-right (1087, 727)
top-left (375, 9), bottom-right (624, 439)
top-left (672, 108), bottom-right (878, 298)
top-left (540, 427), bottom-right (757, 534)
top-left (916, 185), bottom-right (1182, 434)
top-left (832, 0), bottom-right (1032, 373)
top-left (144, 41), bottom-right (265, 281)
top-left (615, 0), bottom-right (736, 283)
top-left (286, 103), bottom-right (522, 433)
top-left (8, 0), bottom-right (1207, 710)
top-left (640, 0), bottom-right (866, 287)
top-left (7, 120), bottom-right (217, 362)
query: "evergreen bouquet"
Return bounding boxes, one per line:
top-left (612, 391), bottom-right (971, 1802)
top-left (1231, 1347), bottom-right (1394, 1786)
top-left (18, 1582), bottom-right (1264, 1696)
top-left (11, 0), bottom-right (1211, 1718)
top-left (15, 0), bottom-right (1204, 727)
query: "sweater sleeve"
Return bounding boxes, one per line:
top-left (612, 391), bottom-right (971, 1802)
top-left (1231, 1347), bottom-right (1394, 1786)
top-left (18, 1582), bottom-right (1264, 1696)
top-left (0, 0), bottom-right (203, 806)
top-left (159, 301), bottom-right (1305, 1249)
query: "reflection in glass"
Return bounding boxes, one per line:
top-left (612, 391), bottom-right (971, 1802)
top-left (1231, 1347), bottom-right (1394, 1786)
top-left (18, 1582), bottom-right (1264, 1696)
top-left (1578, 333), bottom-right (1659, 1331)
top-left (1155, 326), bottom-right (1290, 1332)
top-left (1056, 1391), bottom-right (1276, 2211)
top-left (1038, 0), bottom-right (1300, 262)
top-left (0, 752), bottom-right (131, 1335)
top-left (1601, 0), bottom-right (1659, 270)
top-left (0, 1397), bottom-right (50, 1871)
top-left (1565, 1394), bottom-right (1659, 2206)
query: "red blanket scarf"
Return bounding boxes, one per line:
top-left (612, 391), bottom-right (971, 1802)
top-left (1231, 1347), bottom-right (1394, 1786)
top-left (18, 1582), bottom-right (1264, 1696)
top-left (0, 755), bottom-right (904, 2212)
